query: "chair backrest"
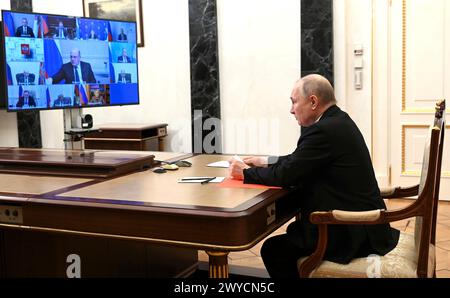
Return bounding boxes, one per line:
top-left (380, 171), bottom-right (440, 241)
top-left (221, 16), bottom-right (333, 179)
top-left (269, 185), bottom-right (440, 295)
top-left (413, 100), bottom-right (445, 277)
top-left (431, 100), bottom-right (446, 245)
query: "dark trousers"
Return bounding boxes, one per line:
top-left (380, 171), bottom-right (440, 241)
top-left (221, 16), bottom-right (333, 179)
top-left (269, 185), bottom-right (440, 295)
top-left (260, 234), bottom-right (312, 278)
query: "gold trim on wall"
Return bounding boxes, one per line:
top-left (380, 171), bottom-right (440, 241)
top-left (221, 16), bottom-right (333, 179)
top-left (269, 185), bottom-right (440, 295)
top-left (401, 124), bottom-right (424, 174)
top-left (402, 0), bottom-right (406, 112)
top-left (402, 107), bottom-right (446, 114)
top-left (401, 124), bottom-right (450, 177)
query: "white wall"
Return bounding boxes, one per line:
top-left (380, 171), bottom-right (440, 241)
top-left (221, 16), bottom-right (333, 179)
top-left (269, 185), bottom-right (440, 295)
top-left (217, 0), bottom-right (301, 156)
top-left (86, 0), bottom-right (192, 153)
top-left (341, 0), bottom-right (373, 151)
top-left (216, 0), bottom-right (373, 158)
top-left (1, 0), bottom-right (192, 152)
top-left (333, 0), bottom-right (386, 181)
top-left (372, 0), bottom-right (390, 187)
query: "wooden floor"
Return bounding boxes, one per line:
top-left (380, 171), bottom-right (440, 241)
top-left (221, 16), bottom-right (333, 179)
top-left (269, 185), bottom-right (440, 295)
top-left (199, 199), bottom-right (450, 277)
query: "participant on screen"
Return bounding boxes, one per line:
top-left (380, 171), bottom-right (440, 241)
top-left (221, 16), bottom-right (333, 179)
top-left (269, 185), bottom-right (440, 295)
top-left (15, 17), bottom-right (35, 38)
top-left (47, 48), bottom-right (96, 84)
top-left (16, 71), bottom-right (36, 85)
top-left (16, 90), bottom-right (36, 108)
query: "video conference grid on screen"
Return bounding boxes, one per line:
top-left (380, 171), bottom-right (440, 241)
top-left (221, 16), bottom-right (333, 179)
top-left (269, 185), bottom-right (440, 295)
top-left (2, 10), bottom-right (139, 111)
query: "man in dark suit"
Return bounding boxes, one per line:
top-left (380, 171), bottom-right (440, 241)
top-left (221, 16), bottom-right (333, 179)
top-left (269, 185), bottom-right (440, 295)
top-left (88, 29), bottom-right (97, 40)
top-left (16, 71), bottom-right (35, 85)
top-left (229, 74), bottom-right (400, 278)
top-left (50, 48), bottom-right (96, 84)
top-left (16, 90), bottom-right (36, 108)
top-left (118, 70), bottom-right (131, 83)
top-left (54, 21), bottom-right (68, 39)
top-left (118, 28), bottom-right (127, 41)
top-left (15, 18), bottom-right (35, 37)
top-left (117, 48), bottom-right (132, 63)
top-left (53, 94), bottom-right (71, 107)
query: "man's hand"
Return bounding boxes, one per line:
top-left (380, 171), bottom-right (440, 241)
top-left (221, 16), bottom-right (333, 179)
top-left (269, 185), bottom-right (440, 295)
top-left (242, 156), bottom-right (269, 168)
top-left (45, 77), bottom-right (53, 85)
top-left (228, 160), bottom-right (250, 180)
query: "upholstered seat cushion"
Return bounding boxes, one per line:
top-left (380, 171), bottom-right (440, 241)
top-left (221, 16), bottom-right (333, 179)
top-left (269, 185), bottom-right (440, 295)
top-left (298, 232), bottom-right (435, 278)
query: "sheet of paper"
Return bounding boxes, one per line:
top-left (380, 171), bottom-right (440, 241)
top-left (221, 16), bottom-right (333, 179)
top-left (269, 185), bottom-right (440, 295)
top-left (233, 155), bottom-right (244, 162)
top-left (178, 177), bottom-right (226, 183)
top-left (206, 161), bottom-right (230, 168)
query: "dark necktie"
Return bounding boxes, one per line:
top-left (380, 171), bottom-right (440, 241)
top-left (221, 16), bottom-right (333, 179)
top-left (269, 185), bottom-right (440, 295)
top-left (74, 66), bottom-right (80, 83)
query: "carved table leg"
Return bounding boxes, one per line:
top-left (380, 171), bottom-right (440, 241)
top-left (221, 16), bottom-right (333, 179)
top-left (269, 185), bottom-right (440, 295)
top-left (206, 251), bottom-right (229, 278)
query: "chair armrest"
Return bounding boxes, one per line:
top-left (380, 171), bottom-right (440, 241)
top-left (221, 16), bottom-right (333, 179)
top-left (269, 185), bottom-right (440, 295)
top-left (299, 204), bottom-right (420, 277)
top-left (332, 209), bottom-right (381, 222)
top-left (299, 209), bottom-right (385, 277)
top-left (380, 184), bottom-right (419, 198)
top-left (309, 209), bottom-right (384, 225)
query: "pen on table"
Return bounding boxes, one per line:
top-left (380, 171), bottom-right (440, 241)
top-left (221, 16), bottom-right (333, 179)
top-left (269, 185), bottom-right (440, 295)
top-left (181, 177), bottom-right (213, 181)
top-left (201, 177), bottom-right (216, 184)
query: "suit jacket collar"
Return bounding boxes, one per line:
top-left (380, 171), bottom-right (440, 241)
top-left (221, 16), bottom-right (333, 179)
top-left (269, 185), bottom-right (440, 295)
top-left (299, 105), bottom-right (340, 136)
top-left (319, 104), bottom-right (340, 121)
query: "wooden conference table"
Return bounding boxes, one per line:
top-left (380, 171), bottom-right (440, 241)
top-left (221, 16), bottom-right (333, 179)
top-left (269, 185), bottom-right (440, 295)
top-left (0, 149), bottom-right (300, 278)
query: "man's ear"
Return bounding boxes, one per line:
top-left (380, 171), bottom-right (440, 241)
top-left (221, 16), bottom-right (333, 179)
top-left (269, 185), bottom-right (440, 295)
top-left (310, 95), bottom-right (319, 110)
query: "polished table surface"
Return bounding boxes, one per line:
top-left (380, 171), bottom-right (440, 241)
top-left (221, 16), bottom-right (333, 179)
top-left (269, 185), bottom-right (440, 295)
top-left (0, 149), bottom-right (184, 196)
top-left (0, 174), bottom-right (90, 195)
top-left (61, 155), bottom-right (267, 209)
top-left (0, 151), bottom-right (299, 277)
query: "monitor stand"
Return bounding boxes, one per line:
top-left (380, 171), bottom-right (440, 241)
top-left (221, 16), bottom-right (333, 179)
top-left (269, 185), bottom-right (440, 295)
top-left (63, 108), bottom-right (100, 150)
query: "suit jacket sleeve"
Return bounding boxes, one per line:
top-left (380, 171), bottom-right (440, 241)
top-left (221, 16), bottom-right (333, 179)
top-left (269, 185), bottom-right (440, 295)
top-left (244, 125), bottom-right (332, 187)
top-left (83, 62), bottom-right (97, 83)
top-left (52, 64), bottom-right (67, 84)
top-left (267, 155), bottom-right (289, 165)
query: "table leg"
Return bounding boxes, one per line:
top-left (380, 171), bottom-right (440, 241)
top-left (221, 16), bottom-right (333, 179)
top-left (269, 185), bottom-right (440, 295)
top-left (206, 251), bottom-right (229, 278)
top-left (158, 137), bottom-right (165, 151)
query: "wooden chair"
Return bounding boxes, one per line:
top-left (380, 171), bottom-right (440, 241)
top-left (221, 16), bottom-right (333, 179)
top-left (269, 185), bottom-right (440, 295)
top-left (298, 100), bottom-right (446, 278)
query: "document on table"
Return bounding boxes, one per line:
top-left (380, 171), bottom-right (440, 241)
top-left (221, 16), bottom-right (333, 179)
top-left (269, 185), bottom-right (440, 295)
top-left (206, 161), bottom-right (230, 168)
top-left (207, 155), bottom-right (244, 168)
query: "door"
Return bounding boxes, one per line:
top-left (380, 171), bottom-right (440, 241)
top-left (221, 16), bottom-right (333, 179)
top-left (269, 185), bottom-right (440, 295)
top-left (389, 0), bottom-right (450, 200)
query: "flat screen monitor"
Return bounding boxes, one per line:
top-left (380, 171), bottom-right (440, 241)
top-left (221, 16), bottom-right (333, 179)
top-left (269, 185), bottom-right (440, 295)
top-left (1, 10), bottom-right (139, 111)
top-left (0, 21), bottom-right (6, 109)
